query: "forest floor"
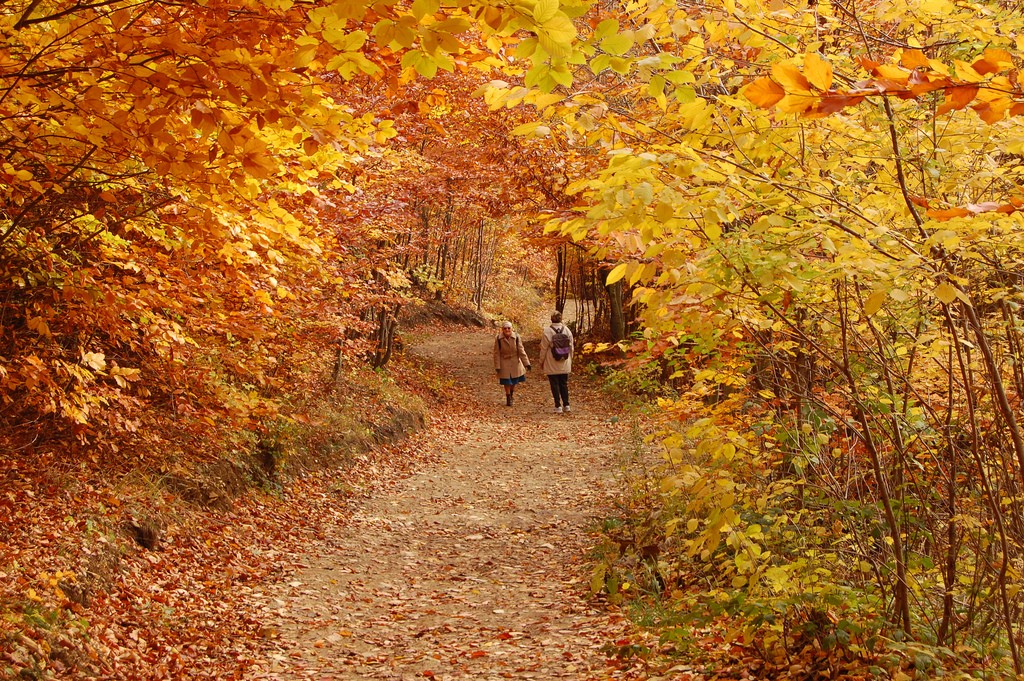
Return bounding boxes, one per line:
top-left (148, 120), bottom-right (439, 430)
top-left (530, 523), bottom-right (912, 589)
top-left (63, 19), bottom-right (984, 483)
top-left (243, 327), bottom-right (659, 680)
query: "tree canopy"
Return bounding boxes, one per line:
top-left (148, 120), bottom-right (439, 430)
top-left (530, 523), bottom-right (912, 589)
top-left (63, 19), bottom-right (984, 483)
top-left (7, 0), bottom-right (1024, 675)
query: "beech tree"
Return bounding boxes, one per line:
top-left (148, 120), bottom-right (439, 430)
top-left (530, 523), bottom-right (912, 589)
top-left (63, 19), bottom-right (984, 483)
top-left (0, 0), bottom-right (587, 446)
top-left (486, 0), bottom-right (1024, 672)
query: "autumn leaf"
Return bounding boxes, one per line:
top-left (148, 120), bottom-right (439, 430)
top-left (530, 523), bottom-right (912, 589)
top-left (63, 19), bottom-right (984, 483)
top-left (744, 77), bottom-right (785, 108)
top-left (863, 290), bottom-right (887, 316)
top-left (600, 31), bottom-right (634, 57)
top-left (936, 85), bottom-right (979, 114)
top-left (900, 49), bottom-right (930, 70)
top-left (804, 53), bottom-right (833, 91)
top-left (933, 282), bottom-right (960, 304)
top-left (771, 61), bottom-right (811, 93)
top-left (606, 263), bottom-right (628, 285)
top-left (926, 207), bottom-right (971, 220)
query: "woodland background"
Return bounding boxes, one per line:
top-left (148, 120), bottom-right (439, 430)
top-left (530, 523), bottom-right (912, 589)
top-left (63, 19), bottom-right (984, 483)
top-left (5, 0), bottom-right (1024, 677)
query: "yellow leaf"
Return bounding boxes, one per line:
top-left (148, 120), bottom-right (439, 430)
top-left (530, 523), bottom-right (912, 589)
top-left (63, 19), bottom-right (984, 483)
top-left (411, 0), bottom-right (439, 20)
top-left (863, 290), bottom-right (887, 316)
top-left (934, 283), bottom-right (959, 304)
top-left (590, 563), bottom-right (606, 594)
top-left (537, 12), bottom-right (575, 56)
top-left (510, 121), bottom-right (541, 136)
top-left (654, 201), bottom-right (674, 222)
top-left (532, 0), bottom-right (558, 24)
top-left (606, 263), bottom-right (628, 285)
top-left (804, 53), bottom-right (833, 91)
top-left (890, 289), bottom-right (910, 302)
top-left (600, 31), bottom-right (634, 57)
top-left (608, 57), bottom-right (632, 75)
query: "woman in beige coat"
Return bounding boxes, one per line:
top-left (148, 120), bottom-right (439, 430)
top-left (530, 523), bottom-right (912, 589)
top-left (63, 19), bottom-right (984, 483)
top-left (539, 311), bottom-right (573, 413)
top-left (493, 321), bottom-right (531, 406)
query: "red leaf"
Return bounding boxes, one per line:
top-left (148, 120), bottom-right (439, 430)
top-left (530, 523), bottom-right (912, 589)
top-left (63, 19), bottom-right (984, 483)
top-left (857, 56), bottom-right (881, 74)
top-left (816, 93), bottom-right (864, 114)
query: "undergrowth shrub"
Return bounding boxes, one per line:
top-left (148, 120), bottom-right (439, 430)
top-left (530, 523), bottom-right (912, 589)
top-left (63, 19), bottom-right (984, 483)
top-left (593, 400), bottom-right (1010, 679)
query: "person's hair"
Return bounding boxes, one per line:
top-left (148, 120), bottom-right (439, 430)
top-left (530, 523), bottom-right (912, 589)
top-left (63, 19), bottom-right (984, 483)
top-left (550, 311), bottom-right (562, 323)
top-left (502, 321), bottom-right (513, 328)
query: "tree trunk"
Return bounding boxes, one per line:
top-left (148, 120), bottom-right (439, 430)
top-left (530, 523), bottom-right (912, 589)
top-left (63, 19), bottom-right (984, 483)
top-left (606, 279), bottom-right (625, 342)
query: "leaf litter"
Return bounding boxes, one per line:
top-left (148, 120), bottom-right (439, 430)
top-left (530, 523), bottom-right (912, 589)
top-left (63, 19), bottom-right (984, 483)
top-left (0, 327), bottom-right (658, 679)
top-left (245, 329), bottom-right (653, 680)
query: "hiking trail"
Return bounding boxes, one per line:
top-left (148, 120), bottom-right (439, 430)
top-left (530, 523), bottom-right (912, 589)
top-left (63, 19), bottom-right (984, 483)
top-left (246, 328), bottom-right (651, 680)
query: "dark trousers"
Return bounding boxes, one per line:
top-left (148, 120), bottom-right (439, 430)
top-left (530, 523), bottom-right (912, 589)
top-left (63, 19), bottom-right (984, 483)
top-left (547, 373), bottom-right (569, 407)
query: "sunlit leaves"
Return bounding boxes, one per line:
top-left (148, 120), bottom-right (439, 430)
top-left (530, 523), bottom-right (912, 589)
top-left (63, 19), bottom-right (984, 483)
top-left (600, 31), bottom-right (634, 57)
top-left (747, 46), bottom-right (1024, 125)
top-left (537, 0), bottom-right (1024, 670)
top-left (536, 12), bottom-right (576, 60)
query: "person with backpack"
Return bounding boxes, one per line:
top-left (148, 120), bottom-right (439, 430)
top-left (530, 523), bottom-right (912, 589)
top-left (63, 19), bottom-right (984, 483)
top-left (539, 311), bottom-right (574, 413)
top-left (494, 320), bottom-right (531, 406)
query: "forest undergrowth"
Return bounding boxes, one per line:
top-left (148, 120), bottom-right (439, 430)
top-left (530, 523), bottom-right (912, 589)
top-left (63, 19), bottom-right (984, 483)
top-left (0, 306), bottom-right (451, 679)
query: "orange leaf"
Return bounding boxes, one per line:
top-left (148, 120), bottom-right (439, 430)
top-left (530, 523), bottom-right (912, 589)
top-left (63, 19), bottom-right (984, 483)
top-left (972, 56), bottom-right (1000, 76)
top-left (900, 49), bottom-right (930, 70)
top-left (857, 56), bottom-right (881, 74)
top-left (874, 78), bottom-right (911, 94)
top-left (1011, 103), bottom-right (1024, 117)
top-left (876, 64), bottom-right (910, 83)
top-left (804, 53), bottom-right (833, 91)
top-left (776, 93), bottom-right (817, 114)
top-left (771, 62), bottom-right (811, 92)
top-left (926, 207), bottom-right (970, 221)
top-left (974, 49), bottom-right (1014, 75)
top-left (937, 85), bottom-right (979, 114)
top-left (909, 72), bottom-right (952, 96)
top-left (972, 101), bottom-right (1006, 124)
top-left (744, 77), bottom-right (785, 108)
top-left (986, 48), bottom-right (1015, 64)
top-left (909, 195), bottom-right (930, 208)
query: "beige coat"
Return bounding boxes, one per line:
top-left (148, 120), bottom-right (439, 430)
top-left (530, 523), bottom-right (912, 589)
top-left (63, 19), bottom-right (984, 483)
top-left (493, 333), bottom-right (530, 379)
top-left (539, 323), bottom-right (573, 375)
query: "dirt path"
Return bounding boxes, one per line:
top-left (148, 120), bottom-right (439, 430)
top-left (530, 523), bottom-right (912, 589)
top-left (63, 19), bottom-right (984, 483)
top-left (246, 329), bottom-right (647, 680)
